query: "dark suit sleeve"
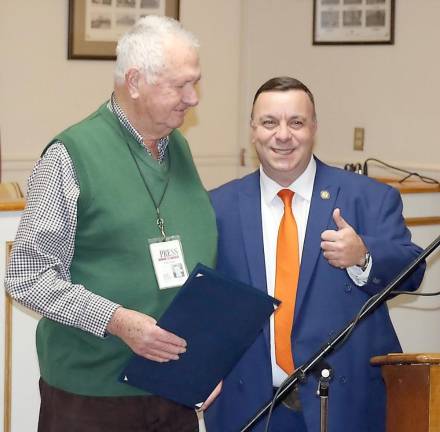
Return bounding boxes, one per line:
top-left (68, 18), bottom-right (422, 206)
top-left (358, 185), bottom-right (425, 296)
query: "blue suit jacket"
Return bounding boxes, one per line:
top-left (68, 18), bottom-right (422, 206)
top-left (205, 159), bottom-right (425, 432)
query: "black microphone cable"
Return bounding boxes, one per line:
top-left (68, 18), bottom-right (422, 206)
top-left (339, 287), bottom-right (440, 348)
top-left (362, 158), bottom-right (440, 185)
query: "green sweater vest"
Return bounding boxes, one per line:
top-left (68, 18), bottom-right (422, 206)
top-left (36, 103), bottom-right (217, 396)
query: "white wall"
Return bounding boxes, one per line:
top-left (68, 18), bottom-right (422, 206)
top-left (388, 225), bottom-right (440, 353)
top-left (0, 1), bottom-right (114, 187)
top-left (241, 0), bottom-right (440, 179)
top-left (179, 0), bottom-right (244, 188)
top-left (2, 1), bottom-right (439, 189)
top-left (0, 0), bottom-right (244, 190)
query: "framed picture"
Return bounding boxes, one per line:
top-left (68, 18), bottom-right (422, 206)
top-left (313, 0), bottom-right (395, 45)
top-left (68, 0), bottom-right (180, 60)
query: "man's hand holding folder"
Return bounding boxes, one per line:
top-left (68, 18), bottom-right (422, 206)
top-left (120, 264), bottom-right (279, 408)
top-left (108, 308), bottom-right (187, 362)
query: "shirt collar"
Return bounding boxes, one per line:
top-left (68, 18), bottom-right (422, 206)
top-left (108, 93), bottom-right (169, 163)
top-left (260, 156), bottom-right (316, 205)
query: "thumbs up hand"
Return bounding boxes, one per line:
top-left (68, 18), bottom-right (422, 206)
top-left (321, 208), bottom-right (368, 269)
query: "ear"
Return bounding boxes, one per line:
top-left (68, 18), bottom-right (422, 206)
top-left (125, 68), bottom-right (141, 99)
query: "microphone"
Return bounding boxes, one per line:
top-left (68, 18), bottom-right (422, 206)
top-left (344, 163), bottom-right (365, 175)
top-left (362, 160), bottom-right (368, 176)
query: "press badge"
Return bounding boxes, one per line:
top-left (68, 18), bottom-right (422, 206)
top-left (148, 236), bottom-right (189, 289)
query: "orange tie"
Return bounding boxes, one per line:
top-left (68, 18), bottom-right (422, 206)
top-left (274, 189), bottom-right (300, 374)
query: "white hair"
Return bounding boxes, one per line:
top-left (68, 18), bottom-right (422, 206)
top-left (114, 15), bottom-right (199, 85)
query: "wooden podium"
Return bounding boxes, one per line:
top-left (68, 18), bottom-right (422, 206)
top-left (371, 353), bottom-right (440, 432)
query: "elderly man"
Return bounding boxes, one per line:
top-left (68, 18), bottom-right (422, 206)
top-left (6, 16), bottom-right (217, 432)
top-left (205, 76), bottom-right (425, 432)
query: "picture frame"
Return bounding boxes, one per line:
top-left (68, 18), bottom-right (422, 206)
top-left (68, 0), bottom-right (180, 60)
top-left (313, 0), bottom-right (395, 45)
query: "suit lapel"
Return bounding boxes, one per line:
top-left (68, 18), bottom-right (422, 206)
top-left (238, 172), bottom-right (267, 291)
top-left (236, 163), bottom-right (341, 355)
top-left (294, 160), bottom-right (340, 317)
top-left (238, 171), bottom-right (271, 351)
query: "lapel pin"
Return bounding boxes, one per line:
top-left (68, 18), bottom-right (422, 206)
top-left (320, 190), bottom-right (330, 200)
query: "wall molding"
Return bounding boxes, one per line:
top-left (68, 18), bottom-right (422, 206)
top-left (2, 155), bottom-right (439, 189)
top-left (2, 157), bottom-right (36, 171)
top-left (325, 158), bottom-right (440, 179)
top-left (2, 154), bottom-right (241, 168)
top-left (193, 154), bottom-right (238, 167)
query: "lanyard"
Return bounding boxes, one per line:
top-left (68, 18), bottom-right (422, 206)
top-left (111, 96), bottom-right (170, 240)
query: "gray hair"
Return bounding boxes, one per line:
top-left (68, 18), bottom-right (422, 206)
top-left (114, 15), bottom-right (199, 84)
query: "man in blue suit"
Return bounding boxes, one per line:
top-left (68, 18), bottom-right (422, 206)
top-left (205, 77), bottom-right (425, 432)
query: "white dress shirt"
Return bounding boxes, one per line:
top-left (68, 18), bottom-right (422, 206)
top-left (259, 157), bottom-right (371, 386)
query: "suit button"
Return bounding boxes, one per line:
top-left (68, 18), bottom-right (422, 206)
top-left (373, 277), bottom-right (381, 285)
top-left (239, 379), bottom-right (244, 386)
top-left (344, 283), bottom-right (352, 293)
top-left (339, 376), bottom-right (347, 384)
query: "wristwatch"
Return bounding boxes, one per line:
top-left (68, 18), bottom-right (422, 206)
top-left (359, 251), bottom-right (371, 272)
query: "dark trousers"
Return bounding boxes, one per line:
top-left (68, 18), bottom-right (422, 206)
top-left (38, 379), bottom-right (198, 432)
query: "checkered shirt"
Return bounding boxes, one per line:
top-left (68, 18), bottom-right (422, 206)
top-left (5, 98), bottom-right (169, 337)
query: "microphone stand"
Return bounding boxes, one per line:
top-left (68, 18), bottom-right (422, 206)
top-left (240, 234), bottom-right (440, 432)
top-left (317, 366), bottom-right (331, 432)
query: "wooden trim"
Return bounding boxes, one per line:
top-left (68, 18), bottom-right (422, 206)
top-left (371, 353), bottom-right (440, 366)
top-left (405, 217), bottom-right (440, 227)
top-left (375, 177), bottom-right (440, 194)
top-left (431, 367), bottom-right (440, 429)
top-left (0, 199), bottom-right (25, 212)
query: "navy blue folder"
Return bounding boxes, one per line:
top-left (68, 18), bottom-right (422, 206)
top-left (120, 263), bottom-right (279, 408)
